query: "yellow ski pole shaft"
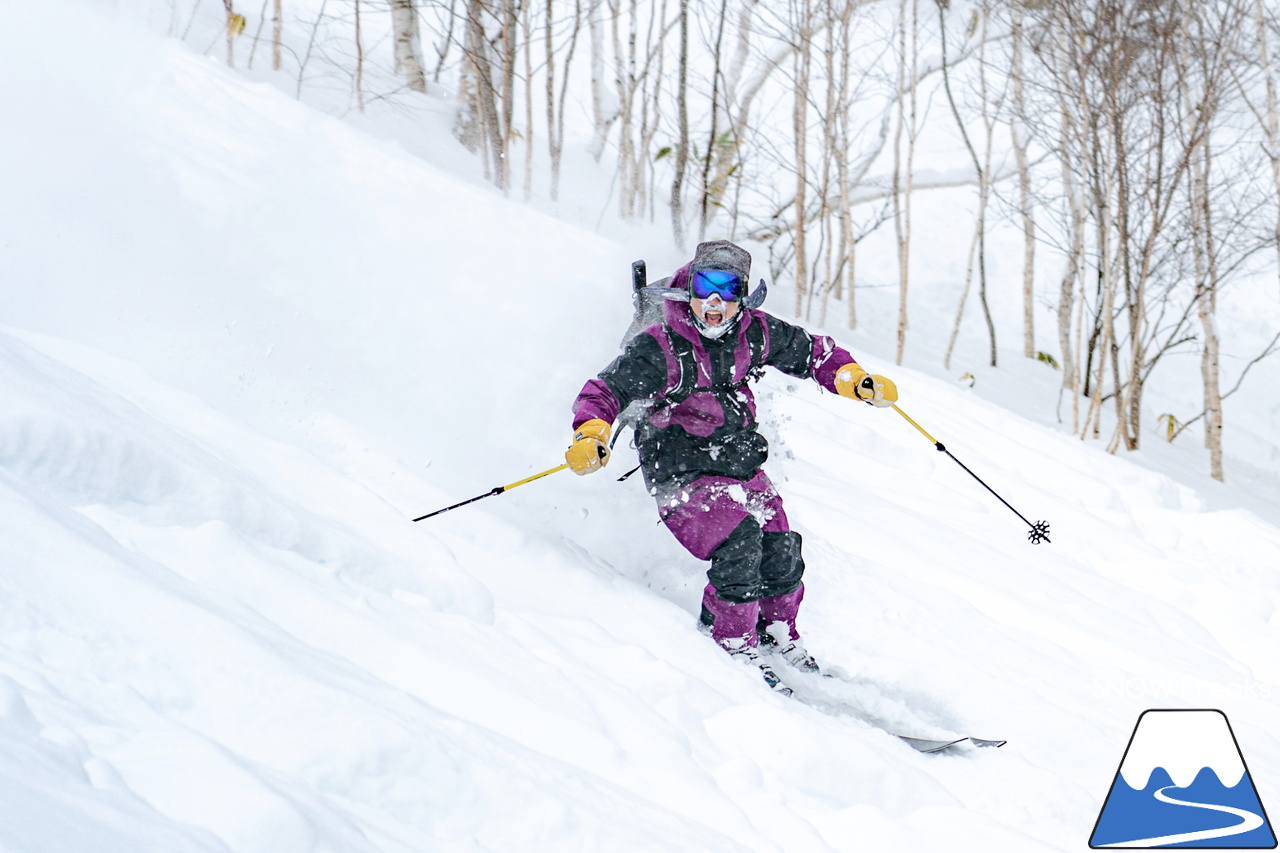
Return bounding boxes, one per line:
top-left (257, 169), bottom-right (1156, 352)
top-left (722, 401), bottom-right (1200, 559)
top-left (890, 404), bottom-right (1051, 545)
top-left (413, 463), bottom-right (570, 522)
top-left (891, 404), bottom-right (940, 446)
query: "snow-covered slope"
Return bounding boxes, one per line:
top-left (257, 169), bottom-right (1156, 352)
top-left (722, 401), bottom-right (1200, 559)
top-left (2, 2), bottom-right (1279, 851)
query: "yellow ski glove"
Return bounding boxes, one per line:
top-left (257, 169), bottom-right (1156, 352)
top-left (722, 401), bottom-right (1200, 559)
top-left (566, 419), bottom-right (612, 475)
top-left (835, 363), bottom-right (898, 408)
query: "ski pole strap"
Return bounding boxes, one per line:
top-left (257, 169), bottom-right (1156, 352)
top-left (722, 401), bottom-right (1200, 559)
top-left (413, 463), bottom-right (569, 522)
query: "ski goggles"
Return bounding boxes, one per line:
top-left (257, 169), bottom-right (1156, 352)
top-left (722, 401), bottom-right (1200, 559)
top-left (690, 269), bottom-right (746, 301)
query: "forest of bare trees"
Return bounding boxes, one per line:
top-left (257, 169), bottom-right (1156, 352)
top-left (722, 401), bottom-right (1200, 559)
top-left (175, 0), bottom-right (1279, 481)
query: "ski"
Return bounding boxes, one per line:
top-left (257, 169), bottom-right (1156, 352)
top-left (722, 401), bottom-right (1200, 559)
top-left (897, 735), bottom-right (1007, 754)
top-left (731, 638), bottom-right (1009, 751)
top-left (781, 681), bottom-right (1007, 752)
top-left (762, 661), bottom-right (1007, 753)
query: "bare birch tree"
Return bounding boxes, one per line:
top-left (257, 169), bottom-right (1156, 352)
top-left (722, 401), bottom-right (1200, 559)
top-left (892, 0), bottom-right (918, 363)
top-left (545, 0), bottom-right (583, 202)
top-left (940, 0), bottom-right (999, 368)
top-left (273, 0), bottom-right (283, 70)
top-left (698, 0), bottom-right (731, 237)
top-left (792, 0), bottom-right (813, 317)
top-left (671, 0), bottom-right (690, 249)
top-left (1010, 0), bottom-right (1036, 359)
top-left (354, 0), bottom-right (365, 112)
top-left (1250, 0), bottom-right (1280, 294)
top-left (391, 0), bottom-right (428, 93)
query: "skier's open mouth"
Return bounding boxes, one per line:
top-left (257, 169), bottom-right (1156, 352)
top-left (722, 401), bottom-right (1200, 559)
top-left (704, 310), bottom-right (725, 325)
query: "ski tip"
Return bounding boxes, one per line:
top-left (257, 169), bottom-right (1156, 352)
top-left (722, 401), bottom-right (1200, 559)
top-left (968, 737), bottom-right (1007, 749)
top-left (897, 735), bottom-right (1007, 753)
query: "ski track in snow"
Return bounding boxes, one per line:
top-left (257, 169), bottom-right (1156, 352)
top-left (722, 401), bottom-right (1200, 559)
top-left (0, 1), bottom-right (1278, 851)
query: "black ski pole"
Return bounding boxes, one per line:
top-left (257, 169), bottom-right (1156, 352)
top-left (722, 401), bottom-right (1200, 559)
top-left (891, 404), bottom-right (1051, 544)
top-left (413, 463), bottom-right (569, 522)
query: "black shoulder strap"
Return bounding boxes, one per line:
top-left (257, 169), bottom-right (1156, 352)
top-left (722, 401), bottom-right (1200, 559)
top-left (663, 326), bottom-right (700, 404)
top-left (741, 314), bottom-right (767, 385)
top-left (650, 315), bottom-right (768, 421)
top-left (662, 317), bottom-right (768, 398)
top-left (719, 313), bottom-right (767, 391)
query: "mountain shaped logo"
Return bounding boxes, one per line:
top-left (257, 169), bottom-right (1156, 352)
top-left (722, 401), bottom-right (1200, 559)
top-left (1091, 709), bottom-right (1276, 848)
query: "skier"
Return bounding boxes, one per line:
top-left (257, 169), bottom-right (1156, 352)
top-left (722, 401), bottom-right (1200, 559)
top-left (565, 240), bottom-right (897, 691)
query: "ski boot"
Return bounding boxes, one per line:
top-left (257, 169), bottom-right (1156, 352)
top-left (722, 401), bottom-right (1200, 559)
top-left (721, 638), bottom-right (793, 696)
top-left (757, 615), bottom-right (821, 675)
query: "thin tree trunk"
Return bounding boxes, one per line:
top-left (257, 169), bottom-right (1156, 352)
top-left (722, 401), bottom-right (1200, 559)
top-left (1199, 293), bottom-right (1224, 480)
top-left (1195, 145), bottom-right (1223, 480)
top-left (553, 0), bottom-right (582, 202)
top-left (1056, 151), bottom-right (1084, 417)
top-left (247, 0), bottom-right (267, 69)
top-left (354, 0), bottom-right (365, 111)
top-left (700, 0), bottom-right (730, 237)
top-left (819, 7), bottom-right (839, 326)
top-left (391, 0), bottom-right (428, 94)
top-left (611, 0), bottom-right (640, 218)
top-left (939, 0), bottom-right (994, 367)
top-left (523, 0), bottom-right (534, 201)
top-left (793, 0), bottom-right (812, 318)
top-left (892, 0), bottom-right (914, 362)
top-left (889, 0), bottom-right (904, 346)
top-left (1183, 4), bottom-right (1223, 479)
top-left (943, 215), bottom-right (981, 370)
top-left (272, 0), bottom-right (283, 70)
top-left (499, 0), bottom-right (518, 194)
top-left (1072, 259), bottom-right (1085, 435)
top-left (639, 0), bottom-right (668, 222)
top-left (588, 0), bottom-right (612, 161)
top-left (1084, 190), bottom-right (1116, 442)
top-left (974, 2), bottom-right (995, 368)
top-left (434, 0), bottom-right (459, 81)
top-left (1254, 0), bottom-right (1280, 296)
top-left (1011, 2), bottom-right (1035, 359)
top-left (704, 0), bottom-right (758, 232)
top-left (1049, 21), bottom-right (1082, 416)
top-left (1108, 81), bottom-right (1136, 451)
top-left (545, 0), bottom-right (557, 194)
top-left (295, 0), bottom-right (328, 98)
top-left (545, 0), bottom-right (561, 201)
top-left (835, 0), bottom-right (855, 329)
top-left (462, 0), bottom-right (505, 186)
top-left (223, 0), bottom-right (238, 67)
top-left (671, 0), bottom-right (689, 249)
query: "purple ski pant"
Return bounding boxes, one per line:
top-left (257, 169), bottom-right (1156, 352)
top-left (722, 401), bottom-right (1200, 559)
top-left (701, 583), bottom-right (805, 648)
top-left (656, 470), bottom-right (805, 647)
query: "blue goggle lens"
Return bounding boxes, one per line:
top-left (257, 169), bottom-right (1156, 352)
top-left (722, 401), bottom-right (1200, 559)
top-left (691, 269), bottom-right (746, 301)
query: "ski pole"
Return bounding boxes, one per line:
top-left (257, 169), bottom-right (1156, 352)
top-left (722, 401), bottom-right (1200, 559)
top-left (890, 404), bottom-right (1051, 545)
top-left (413, 463), bottom-right (570, 522)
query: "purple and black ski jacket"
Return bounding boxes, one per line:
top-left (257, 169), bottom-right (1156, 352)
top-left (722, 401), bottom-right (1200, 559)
top-left (573, 268), bottom-right (857, 487)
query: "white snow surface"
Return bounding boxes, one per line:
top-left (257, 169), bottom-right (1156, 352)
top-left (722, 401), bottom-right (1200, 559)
top-left (1, 2), bottom-right (1279, 851)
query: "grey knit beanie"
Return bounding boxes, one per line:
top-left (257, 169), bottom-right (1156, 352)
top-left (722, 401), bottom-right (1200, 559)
top-left (690, 240), bottom-right (751, 279)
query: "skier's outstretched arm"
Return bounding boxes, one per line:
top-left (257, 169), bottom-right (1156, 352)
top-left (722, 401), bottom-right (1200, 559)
top-left (761, 314), bottom-right (898, 407)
